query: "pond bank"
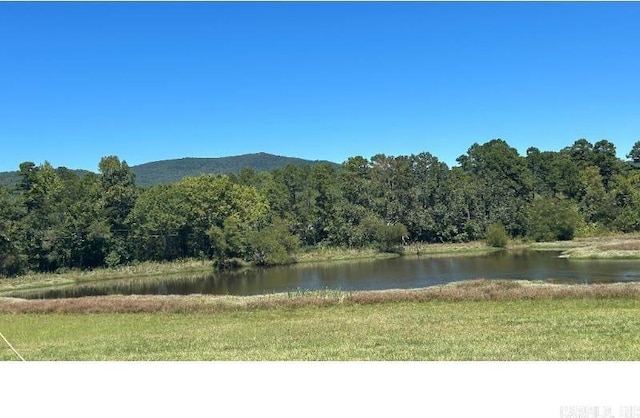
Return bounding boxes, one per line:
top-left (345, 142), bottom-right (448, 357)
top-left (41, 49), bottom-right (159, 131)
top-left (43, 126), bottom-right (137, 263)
top-left (523, 234), bottom-right (640, 259)
top-left (2, 234), bottom-right (640, 296)
top-left (2, 279), bottom-right (640, 314)
top-left (0, 242), bottom-right (496, 295)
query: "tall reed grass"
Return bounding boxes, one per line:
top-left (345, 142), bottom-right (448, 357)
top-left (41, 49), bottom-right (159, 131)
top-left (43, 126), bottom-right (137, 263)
top-left (2, 279), bottom-right (639, 314)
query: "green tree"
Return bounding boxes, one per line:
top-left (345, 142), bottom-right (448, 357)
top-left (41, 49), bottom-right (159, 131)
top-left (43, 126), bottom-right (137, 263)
top-left (310, 163), bottom-right (341, 245)
top-left (14, 161), bottom-right (66, 272)
top-left (549, 154), bottom-right (582, 199)
top-left (130, 174), bottom-right (269, 263)
top-left (457, 139), bottom-right (533, 237)
top-left (626, 141), bottom-right (640, 163)
top-left (610, 172), bottom-right (640, 232)
top-left (98, 156), bottom-right (138, 267)
top-left (340, 156), bottom-right (373, 208)
top-left (446, 168), bottom-right (485, 241)
top-left (410, 152), bottom-right (460, 242)
top-left (563, 138), bottom-right (594, 169)
top-left (578, 166), bottom-right (615, 227)
top-left (271, 164), bottom-right (317, 245)
top-left (526, 148), bottom-right (582, 199)
top-left (129, 183), bottom-right (191, 261)
top-left (249, 216), bottom-right (300, 266)
top-left (356, 214), bottom-right (407, 252)
top-left (528, 196), bottom-right (581, 241)
top-left (47, 168), bottom-right (104, 270)
top-left (333, 156), bottom-right (379, 247)
top-left (592, 139), bottom-right (621, 190)
top-left (0, 185), bottom-right (23, 276)
top-left (526, 147), bottom-right (559, 197)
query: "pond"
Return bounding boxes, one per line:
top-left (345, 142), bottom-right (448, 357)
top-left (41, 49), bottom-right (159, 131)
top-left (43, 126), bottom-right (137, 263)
top-left (9, 250), bottom-right (640, 299)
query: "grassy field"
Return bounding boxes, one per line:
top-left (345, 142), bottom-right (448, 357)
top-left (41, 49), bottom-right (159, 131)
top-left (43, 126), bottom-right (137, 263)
top-left (2, 280), bottom-right (640, 361)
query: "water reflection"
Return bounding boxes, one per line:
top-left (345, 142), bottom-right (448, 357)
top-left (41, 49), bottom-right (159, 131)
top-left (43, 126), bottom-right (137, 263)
top-left (9, 251), bottom-right (640, 299)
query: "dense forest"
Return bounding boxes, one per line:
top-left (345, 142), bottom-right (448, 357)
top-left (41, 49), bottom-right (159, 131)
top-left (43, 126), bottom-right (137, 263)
top-left (2, 138), bottom-right (640, 277)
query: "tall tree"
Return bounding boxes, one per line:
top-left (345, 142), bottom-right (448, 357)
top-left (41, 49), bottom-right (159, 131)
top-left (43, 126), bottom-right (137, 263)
top-left (626, 141), bottom-right (640, 163)
top-left (578, 166), bottom-right (614, 226)
top-left (98, 156), bottom-right (138, 266)
top-left (0, 185), bottom-right (22, 276)
top-left (457, 139), bottom-right (533, 236)
top-left (310, 163), bottom-right (340, 244)
top-left (592, 139), bottom-right (621, 190)
top-left (271, 164), bottom-right (317, 245)
top-left (14, 161), bottom-right (65, 271)
top-left (563, 138), bottom-right (595, 169)
top-left (610, 172), bottom-right (640, 232)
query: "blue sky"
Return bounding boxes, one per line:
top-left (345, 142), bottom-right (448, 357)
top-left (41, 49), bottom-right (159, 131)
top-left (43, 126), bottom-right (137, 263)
top-left (1, 2), bottom-right (639, 172)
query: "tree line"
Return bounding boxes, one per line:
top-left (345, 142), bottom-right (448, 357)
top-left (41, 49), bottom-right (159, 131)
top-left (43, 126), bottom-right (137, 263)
top-left (2, 138), bottom-right (640, 277)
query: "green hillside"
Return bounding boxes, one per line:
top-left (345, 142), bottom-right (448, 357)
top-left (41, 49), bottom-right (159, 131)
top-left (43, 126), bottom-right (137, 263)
top-left (0, 171), bottom-right (20, 188)
top-left (131, 152), bottom-right (338, 187)
top-left (0, 153), bottom-right (339, 189)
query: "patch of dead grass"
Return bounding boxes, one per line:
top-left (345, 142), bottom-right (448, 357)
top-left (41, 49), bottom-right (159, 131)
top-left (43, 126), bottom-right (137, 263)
top-left (599, 240), bottom-right (640, 251)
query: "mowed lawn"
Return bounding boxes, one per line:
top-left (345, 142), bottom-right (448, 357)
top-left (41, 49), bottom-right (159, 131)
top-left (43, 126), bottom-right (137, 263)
top-left (2, 297), bottom-right (640, 360)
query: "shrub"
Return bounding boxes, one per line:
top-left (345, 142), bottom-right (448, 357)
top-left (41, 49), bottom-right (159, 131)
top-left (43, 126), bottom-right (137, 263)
top-left (105, 250), bottom-right (122, 268)
top-left (250, 217), bottom-right (299, 266)
top-left (486, 223), bottom-right (509, 248)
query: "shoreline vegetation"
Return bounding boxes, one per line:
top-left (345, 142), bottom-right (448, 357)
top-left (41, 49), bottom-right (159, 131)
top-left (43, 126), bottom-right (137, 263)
top-left (3, 278), bottom-right (640, 314)
top-left (2, 234), bottom-right (640, 296)
top-left (0, 240), bottom-right (494, 294)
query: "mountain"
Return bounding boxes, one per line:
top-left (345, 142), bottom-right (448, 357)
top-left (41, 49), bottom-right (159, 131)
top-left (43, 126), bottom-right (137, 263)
top-left (131, 153), bottom-right (338, 187)
top-left (0, 153), bottom-right (339, 189)
top-left (0, 171), bottom-right (20, 189)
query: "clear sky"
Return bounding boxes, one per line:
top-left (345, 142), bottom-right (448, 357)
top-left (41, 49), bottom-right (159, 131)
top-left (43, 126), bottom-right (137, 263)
top-left (1, 2), bottom-right (639, 172)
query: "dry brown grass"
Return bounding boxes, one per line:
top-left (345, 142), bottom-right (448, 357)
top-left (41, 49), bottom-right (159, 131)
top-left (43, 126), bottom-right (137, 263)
top-left (2, 279), bottom-right (639, 314)
top-left (599, 240), bottom-right (640, 251)
top-left (401, 241), bottom-right (497, 257)
top-left (526, 234), bottom-right (640, 259)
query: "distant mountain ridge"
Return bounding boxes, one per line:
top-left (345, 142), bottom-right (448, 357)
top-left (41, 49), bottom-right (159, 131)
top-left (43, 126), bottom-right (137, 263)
top-left (132, 152), bottom-right (338, 187)
top-left (0, 152), bottom-right (339, 188)
top-left (0, 171), bottom-right (20, 188)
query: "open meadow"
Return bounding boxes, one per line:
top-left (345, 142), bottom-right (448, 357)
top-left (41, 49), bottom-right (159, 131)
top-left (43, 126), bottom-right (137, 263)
top-left (2, 280), bottom-right (640, 361)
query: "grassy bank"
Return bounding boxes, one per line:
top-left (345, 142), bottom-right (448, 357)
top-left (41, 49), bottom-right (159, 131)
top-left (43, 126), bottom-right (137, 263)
top-left (401, 241), bottom-right (500, 257)
top-left (552, 234), bottom-right (640, 259)
top-left (293, 246), bottom-right (398, 264)
top-left (0, 259), bottom-right (213, 295)
top-left (2, 280), bottom-right (640, 360)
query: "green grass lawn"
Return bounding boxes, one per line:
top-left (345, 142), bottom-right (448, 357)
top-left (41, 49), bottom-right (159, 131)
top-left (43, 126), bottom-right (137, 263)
top-left (2, 296), bottom-right (640, 361)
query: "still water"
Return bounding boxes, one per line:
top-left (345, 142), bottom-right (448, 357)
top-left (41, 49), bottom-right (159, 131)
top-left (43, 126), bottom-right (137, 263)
top-left (9, 251), bottom-right (640, 299)
top-left (7, 251), bottom-right (640, 299)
